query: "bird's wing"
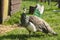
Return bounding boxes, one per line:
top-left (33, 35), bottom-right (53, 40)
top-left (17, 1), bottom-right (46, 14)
top-left (29, 15), bottom-right (57, 35)
top-left (29, 16), bottom-right (44, 31)
top-left (27, 22), bottom-right (37, 32)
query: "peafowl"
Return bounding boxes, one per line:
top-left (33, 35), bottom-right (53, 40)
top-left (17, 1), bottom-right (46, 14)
top-left (29, 15), bottom-right (57, 35)
top-left (21, 8), bottom-right (57, 35)
top-left (21, 8), bottom-right (37, 34)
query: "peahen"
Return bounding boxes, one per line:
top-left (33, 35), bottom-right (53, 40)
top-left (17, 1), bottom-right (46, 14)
top-left (21, 8), bottom-right (57, 35)
top-left (21, 8), bottom-right (37, 34)
top-left (29, 15), bottom-right (57, 35)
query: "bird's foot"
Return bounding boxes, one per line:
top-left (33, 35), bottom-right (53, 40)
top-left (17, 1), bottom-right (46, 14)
top-left (52, 32), bottom-right (58, 36)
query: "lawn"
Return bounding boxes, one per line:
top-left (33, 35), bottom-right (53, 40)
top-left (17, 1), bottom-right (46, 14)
top-left (1, 1), bottom-right (60, 40)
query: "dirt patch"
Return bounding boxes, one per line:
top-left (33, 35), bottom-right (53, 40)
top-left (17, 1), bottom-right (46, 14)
top-left (0, 24), bottom-right (20, 34)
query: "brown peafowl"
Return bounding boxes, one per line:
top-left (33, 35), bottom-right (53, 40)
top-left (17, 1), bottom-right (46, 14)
top-left (21, 8), bottom-right (57, 35)
top-left (21, 8), bottom-right (37, 34)
top-left (29, 15), bottom-right (57, 35)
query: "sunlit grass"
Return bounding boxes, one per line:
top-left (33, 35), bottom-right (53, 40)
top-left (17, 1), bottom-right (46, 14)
top-left (2, 1), bottom-right (60, 40)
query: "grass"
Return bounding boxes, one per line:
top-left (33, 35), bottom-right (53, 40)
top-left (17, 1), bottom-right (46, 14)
top-left (1, 1), bottom-right (60, 40)
top-left (4, 12), bottom-right (21, 25)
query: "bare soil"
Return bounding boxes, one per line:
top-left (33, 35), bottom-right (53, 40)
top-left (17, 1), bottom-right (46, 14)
top-left (0, 24), bottom-right (20, 34)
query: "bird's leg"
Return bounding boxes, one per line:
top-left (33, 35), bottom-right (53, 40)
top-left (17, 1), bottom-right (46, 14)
top-left (33, 32), bottom-right (36, 36)
top-left (33, 32), bottom-right (35, 34)
top-left (28, 31), bottom-right (31, 37)
top-left (29, 31), bottom-right (31, 35)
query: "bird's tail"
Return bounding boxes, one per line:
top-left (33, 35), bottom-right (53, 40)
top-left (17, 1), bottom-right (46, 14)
top-left (48, 28), bottom-right (57, 35)
top-left (44, 22), bottom-right (57, 35)
top-left (41, 20), bottom-right (58, 35)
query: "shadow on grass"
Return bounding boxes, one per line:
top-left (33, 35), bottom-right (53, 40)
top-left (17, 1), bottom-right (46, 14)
top-left (23, 0), bottom-right (37, 2)
top-left (0, 34), bottom-right (44, 40)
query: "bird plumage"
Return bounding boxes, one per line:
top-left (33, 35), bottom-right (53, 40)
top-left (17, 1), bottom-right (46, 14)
top-left (29, 15), bottom-right (57, 35)
top-left (21, 8), bottom-right (37, 34)
top-left (26, 22), bottom-right (37, 32)
top-left (20, 8), bottom-right (57, 35)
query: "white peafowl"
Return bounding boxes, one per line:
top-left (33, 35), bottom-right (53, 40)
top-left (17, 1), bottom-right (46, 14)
top-left (21, 8), bottom-right (57, 35)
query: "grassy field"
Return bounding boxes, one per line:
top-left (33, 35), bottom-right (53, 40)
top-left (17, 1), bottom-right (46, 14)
top-left (1, 1), bottom-right (60, 40)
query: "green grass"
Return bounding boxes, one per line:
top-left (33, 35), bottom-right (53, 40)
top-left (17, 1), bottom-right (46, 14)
top-left (4, 12), bottom-right (21, 25)
top-left (2, 1), bottom-right (60, 40)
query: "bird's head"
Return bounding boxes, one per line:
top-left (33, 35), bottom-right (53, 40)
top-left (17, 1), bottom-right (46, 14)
top-left (23, 7), bottom-right (27, 14)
